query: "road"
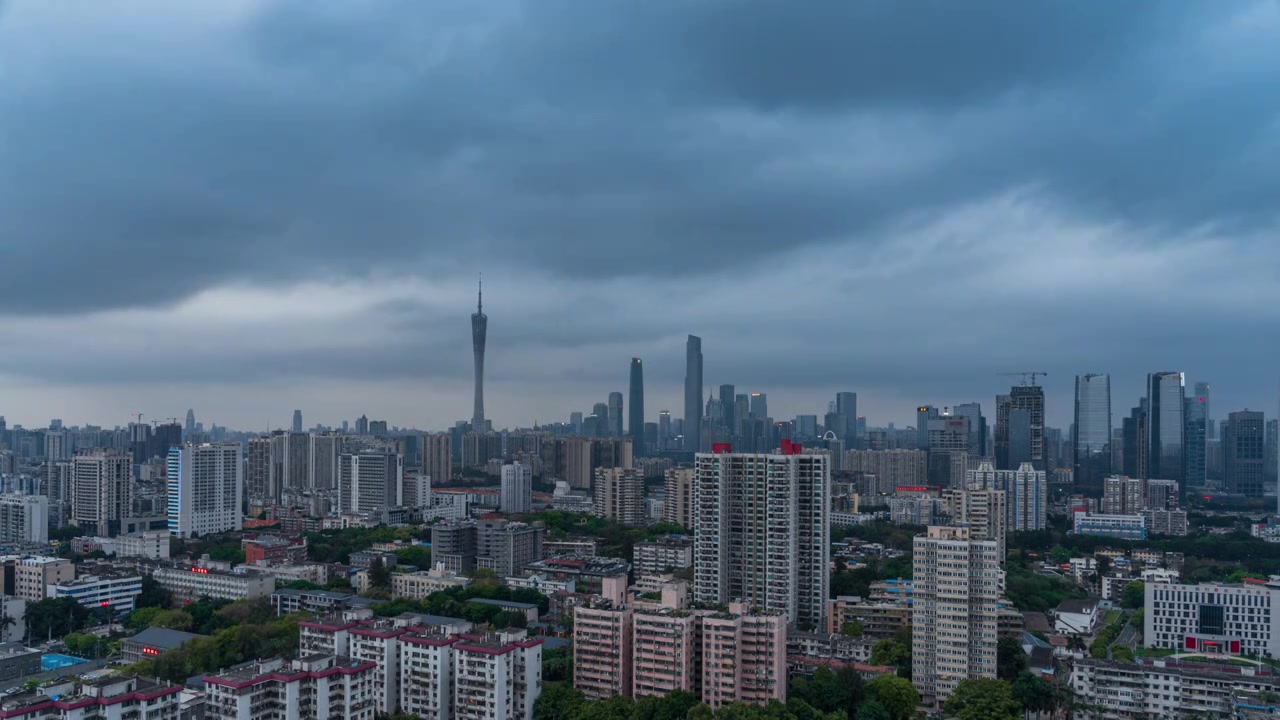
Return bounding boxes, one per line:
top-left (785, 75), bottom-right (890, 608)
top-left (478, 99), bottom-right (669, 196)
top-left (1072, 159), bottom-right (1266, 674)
top-left (1117, 617), bottom-right (1139, 648)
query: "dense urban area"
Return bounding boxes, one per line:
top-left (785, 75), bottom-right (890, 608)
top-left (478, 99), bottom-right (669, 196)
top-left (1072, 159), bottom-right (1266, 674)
top-left (0, 302), bottom-right (1278, 720)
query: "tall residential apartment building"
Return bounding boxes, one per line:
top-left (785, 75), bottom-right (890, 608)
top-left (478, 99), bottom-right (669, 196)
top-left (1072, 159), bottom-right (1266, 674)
top-left (966, 461), bottom-right (1047, 531)
top-left (423, 433), bottom-right (453, 485)
top-left (574, 600), bottom-right (787, 710)
top-left (662, 468), bottom-right (695, 529)
top-left (296, 618), bottom-right (541, 720)
top-left (843, 449), bottom-right (928, 490)
top-left (0, 494), bottom-right (49, 544)
top-left (912, 525), bottom-right (1003, 707)
top-left (500, 462), bottom-right (533, 514)
top-left (71, 449), bottom-right (132, 537)
top-left (941, 487), bottom-right (1007, 558)
top-left (338, 451), bottom-right (403, 514)
top-left (204, 655), bottom-right (378, 720)
top-left (166, 443), bottom-right (243, 538)
top-left (308, 432), bottom-right (341, 491)
top-left (593, 468), bottom-right (645, 526)
top-left (694, 446), bottom-right (830, 631)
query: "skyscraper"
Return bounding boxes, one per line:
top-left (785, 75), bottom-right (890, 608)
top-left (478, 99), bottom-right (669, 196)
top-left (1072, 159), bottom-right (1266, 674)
top-left (684, 336), bottom-right (703, 452)
top-left (749, 393), bottom-right (768, 421)
top-left (1185, 387), bottom-right (1208, 489)
top-left (184, 409), bottom-right (195, 436)
top-left (916, 405), bottom-right (938, 451)
top-left (912, 525), bottom-right (1001, 707)
top-left (658, 411), bottom-right (672, 450)
top-left (693, 445), bottom-right (830, 631)
top-left (471, 277), bottom-right (488, 431)
top-left (167, 442), bottom-right (243, 538)
top-left (608, 392), bottom-right (624, 438)
top-left (1147, 372), bottom-right (1186, 504)
top-left (719, 385), bottom-right (736, 432)
top-left (1073, 373), bottom-right (1112, 497)
top-left (995, 384), bottom-right (1045, 471)
top-left (953, 403), bottom-right (987, 457)
top-left (629, 358), bottom-right (645, 443)
top-left (292, 410), bottom-right (303, 434)
top-left (1225, 410), bottom-right (1265, 497)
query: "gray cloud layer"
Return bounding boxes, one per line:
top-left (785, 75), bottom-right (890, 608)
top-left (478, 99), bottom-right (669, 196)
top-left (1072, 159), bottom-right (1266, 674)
top-left (1, 1), bottom-right (1278, 429)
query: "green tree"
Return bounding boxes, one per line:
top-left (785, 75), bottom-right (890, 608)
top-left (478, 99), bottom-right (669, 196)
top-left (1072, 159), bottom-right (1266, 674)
top-left (631, 690), bottom-right (698, 720)
top-left (855, 700), bottom-right (891, 720)
top-left (789, 667), bottom-right (850, 713)
top-left (368, 557), bottom-right (392, 591)
top-left (574, 694), bottom-right (634, 720)
top-left (531, 683), bottom-right (584, 720)
top-left (136, 575), bottom-right (173, 610)
top-left (943, 678), bottom-right (1022, 720)
top-left (62, 632), bottom-right (102, 657)
top-left (686, 704), bottom-right (715, 720)
top-left (24, 597), bottom-right (91, 641)
top-left (1111, 644), bottom-right (1135, 663)
top-left (1121, 581), bottom-right (1145, 609)
top-left (869, 639), bottom-right (911, 678)
top-left (864, 675), bottom-right (920, 720)
top-left (151, 610), bottom-right (195, 631)
top-left (126, 606), bottom-right (163, 632)
top-left (840, 620), bottom-right (865, 637)
top-left (997, 636), bottom-right (1028, 682)
top-left (1013, 672), bottom-right (1059, 715)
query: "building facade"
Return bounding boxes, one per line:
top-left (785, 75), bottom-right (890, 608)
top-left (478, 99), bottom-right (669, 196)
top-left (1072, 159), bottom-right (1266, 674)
top-left (166, 443), bottom-right (243, 538)
top-left (593, 468), bottom-right (645, 526)
top-left (912, 525), bottom-right (1002, 707)
top-left (500, 462), bottom-right (533, 515)
top-left (694, 446), bottom-right (830, 631)
top-left (1074, 373), bottom-right (1112, 497)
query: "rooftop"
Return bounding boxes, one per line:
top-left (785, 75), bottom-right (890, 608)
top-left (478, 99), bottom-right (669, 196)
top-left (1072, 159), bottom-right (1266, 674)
top-left (1055, 599), bottom-right (1099, 614)
top-left (126, 627), bottom-right (203, 650)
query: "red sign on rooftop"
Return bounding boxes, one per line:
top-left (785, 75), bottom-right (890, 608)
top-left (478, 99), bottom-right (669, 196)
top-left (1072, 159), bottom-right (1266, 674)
top-left (712, 443), bottom-right (733, 454)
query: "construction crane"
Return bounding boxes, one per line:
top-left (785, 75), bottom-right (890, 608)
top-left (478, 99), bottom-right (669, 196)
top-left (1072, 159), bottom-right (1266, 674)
top-left (998, 371), bottom-right (1048, 386)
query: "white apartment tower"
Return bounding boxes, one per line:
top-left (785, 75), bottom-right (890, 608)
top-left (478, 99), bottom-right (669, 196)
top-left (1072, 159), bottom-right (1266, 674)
top-left (967, 460), bottom-right (1047, 531)
top-left (500, 462), bottom-right (533, 514)
top-left (339, 451), bottom-right (404, 514)
top-left (593, 468), bottom-right (645, 526)
top-left (71, 449), bottom-right (132, 537)
top-left (912, 525), bottom-right (1003, 707)
top-left (693, 445), bottom-right (830, 631)
top-left (167, 443), bottom-right (243, 538)
top-left (0, 494), bottom-right (50, 544)
top-left (942, 486), bottom-right (1008, 558)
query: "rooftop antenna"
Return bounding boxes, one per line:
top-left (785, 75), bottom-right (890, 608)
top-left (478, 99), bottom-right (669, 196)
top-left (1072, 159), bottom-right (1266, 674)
top-left (477, 273), bottom-right (483, 314)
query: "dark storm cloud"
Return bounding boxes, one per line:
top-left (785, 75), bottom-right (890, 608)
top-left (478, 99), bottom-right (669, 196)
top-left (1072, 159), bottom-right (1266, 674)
top-left (2, 1), bottom-right (1276, 317)
top-left (2, 1), bottom-right (1280, 427)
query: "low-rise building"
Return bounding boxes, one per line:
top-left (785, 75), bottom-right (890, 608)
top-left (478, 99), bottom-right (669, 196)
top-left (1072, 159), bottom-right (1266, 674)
top-left (14, 556), bottom-right (74, 601)
top-left (542, 537), bottom-right (599, 558)
top-left (149, 564), bottom-right (273, 603)
top-left (122, 627), bottom-right (205, 664)
top-left (505, 573), bottom-right (576, 597)
top-left (1071, 658), bottom-right (1280, 719)
top-left (50, 573), bottom-right (142, 612)
top-left (242, 535), bottom-right (308, 565)
top-left (272, 588), bottom-right (382, 616)
top-left (1073, 510), bottom-right (1146, 540)
top-left (1054, 599), bottom-right (1101, 635)
top-left (826, 596), bottom-right (911, 640)
top-left (0, 644), bottom-right (41, 682)
top-left (203, 655), bottom-right (377, 720)
top-left (573, 599), bottom-right (786, 710)
top-left (351, 564), bottom-right (471, 599)
top-left (632, 537), bottom-right (693, 576)
top-left (0, 677), bottom-right (182, 720)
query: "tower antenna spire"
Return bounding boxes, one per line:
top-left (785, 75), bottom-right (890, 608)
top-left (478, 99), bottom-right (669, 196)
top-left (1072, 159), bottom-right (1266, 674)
top-left (477, 273), bottom-right (483, 314)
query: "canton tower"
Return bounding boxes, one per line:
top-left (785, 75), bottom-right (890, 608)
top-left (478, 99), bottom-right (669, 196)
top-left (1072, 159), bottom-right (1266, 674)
top-left (471, 276), bottom-right (487, 431)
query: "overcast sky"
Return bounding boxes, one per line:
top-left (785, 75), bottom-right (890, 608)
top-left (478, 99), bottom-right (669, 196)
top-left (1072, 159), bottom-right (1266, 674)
top-left (2, 1), bottom-right (1279, 432)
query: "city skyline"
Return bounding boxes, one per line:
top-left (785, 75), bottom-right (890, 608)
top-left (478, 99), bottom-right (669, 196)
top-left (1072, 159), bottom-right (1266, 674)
top-left (3, 4), bottom-right (1280, 430)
